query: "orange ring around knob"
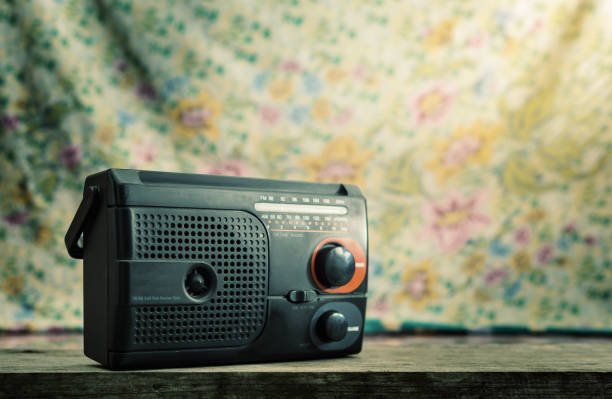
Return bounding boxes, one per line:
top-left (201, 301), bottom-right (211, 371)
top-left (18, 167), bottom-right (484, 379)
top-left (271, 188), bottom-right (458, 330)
top-left (311, 237), bottom-right (367, 293)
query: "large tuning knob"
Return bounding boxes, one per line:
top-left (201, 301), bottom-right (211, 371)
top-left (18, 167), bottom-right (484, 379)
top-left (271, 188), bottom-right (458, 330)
top-left (314, 244), bottom-right (355, 288)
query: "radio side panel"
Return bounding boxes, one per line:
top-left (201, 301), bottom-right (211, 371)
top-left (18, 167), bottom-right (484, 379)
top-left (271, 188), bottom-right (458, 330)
top-left (82, 181), bottom-right (111, 366)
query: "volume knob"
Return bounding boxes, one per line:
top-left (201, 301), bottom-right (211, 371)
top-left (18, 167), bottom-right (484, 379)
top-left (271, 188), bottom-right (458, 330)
top-left (317, 311), bottom-right (348, 342)
top-left (314, 244), bottom-right (355, 288)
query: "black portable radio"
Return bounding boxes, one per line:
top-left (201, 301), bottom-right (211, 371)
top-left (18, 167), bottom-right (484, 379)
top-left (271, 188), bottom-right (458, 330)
top-left (65, 169), bottom-right (368, 369)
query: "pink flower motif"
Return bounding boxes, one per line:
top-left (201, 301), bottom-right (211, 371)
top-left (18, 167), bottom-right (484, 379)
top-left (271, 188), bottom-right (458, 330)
top-left (514, 226), bottom-right (531, 246)
top-left (181, 108), bottom-right (212, 128)
top-left (371, 298), bottom-right (390, 317)
top-left (132, 142), bottom-right (157, 165)
top-left (584, 235), bottom-right (598, 246)
top-left (466, 32), bottom-right (486, 47)
top-left (318, 161), bottom-right (356, 181)
top-left (563, 220), bottom-right (577, 233)
top-left (114, 59), bottom-right (127, 72)
top-left (281, 60), bottom-right (301, 72)
top-left (332, 109), bottom-right (353, 126)
top-left (352, 64), bottom-right (367, 80)
top-left (135, 82), bottom-right (157, 101)
top-left (415, 88), bottom-right (451, 124)
top-left (60, 144), bottom-right (82, 168)
top-left (4, 210), bottom-right (29, 226)
top-left (529, 19), bottom-right (543, 34)
top-left (260, 106), bottom-right (281, 125)
top-left (485, 267), bottom-right (507, 285)
top-left (2, 115), bottom-right (18, 131)
top-left (441, 136), bottom-right (481, 167)
top-left (536, 244), bottom-right (554, 264)
top-left (407, 271), bottom-right (427, 300)
top-left (197, 160), bottom-right (251, 177)
top-left (423, 191), bottom-right (489, 252)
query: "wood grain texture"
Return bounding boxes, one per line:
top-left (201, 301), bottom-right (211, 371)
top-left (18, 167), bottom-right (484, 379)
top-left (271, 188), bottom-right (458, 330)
top-left (1, 336), bottom-right (612, 398)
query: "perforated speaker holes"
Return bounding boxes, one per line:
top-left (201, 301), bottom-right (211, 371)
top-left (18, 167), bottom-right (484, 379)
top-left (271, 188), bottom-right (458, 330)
top-left (132, 303), bottom-right (266, 345)
top-left (129, 209), bottom-right (269, 347)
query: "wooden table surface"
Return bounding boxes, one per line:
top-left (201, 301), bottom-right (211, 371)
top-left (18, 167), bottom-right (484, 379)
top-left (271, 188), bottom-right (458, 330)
top-left (1, 334), bottom-right (611, 398)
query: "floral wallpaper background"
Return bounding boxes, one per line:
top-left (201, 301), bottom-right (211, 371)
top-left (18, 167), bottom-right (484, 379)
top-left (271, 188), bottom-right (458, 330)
top-left (1, 0), bottom-right (612, 333)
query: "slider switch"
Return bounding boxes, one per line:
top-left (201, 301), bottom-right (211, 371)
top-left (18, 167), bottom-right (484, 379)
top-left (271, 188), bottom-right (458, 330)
top-left (288, 290), bottom-right (317, 303)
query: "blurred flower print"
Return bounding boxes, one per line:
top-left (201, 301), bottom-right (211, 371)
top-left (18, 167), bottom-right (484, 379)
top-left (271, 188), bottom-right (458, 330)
top-left (427, 121), bottom-right (502, 183)
top-left (415, 88), bottom-right (451, 124)
top-left (2, 0), bottom-right (612, 334)
top-left (423, 191), bottom-right (489, 252)
top-left (260, 105), bottom-right (281, 125)
top-left (395, 259), bottom-right (436, 310)
top-left (268, 80), bottom-right (294, 101)
top-left (4, 210), bottom-right (29, 226)
top-left (171, 91), bottom-right (221, 140)
top-left (511, 250), bottom-right (532, 272)
top-left (301, 137), bottom-right (372, 186)
top-left (197, 159), bottom-right (252, 177)
top-left (59, 144), bottom-right (82, 169)
top-left (2, 115), bottom-right (18, 131)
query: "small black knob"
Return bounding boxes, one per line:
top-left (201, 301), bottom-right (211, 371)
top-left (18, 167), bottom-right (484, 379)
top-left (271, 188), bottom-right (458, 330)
top-left (185, 268), bottom-right (209, 298)
top-left (315, 244), bottom-right (355, 288)
top-left (317, 311), bottom-right (348, 342)
top-left (188, 273), bottom-right (206, 293)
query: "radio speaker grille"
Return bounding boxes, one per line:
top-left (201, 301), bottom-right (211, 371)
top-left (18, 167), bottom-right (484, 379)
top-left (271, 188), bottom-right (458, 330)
top-left (128, 208), bottom-right (268, 349)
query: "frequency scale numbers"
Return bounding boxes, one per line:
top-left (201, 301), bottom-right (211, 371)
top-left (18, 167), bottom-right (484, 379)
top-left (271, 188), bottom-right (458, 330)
top-left (255, 194), bottom-right (349, 233)
top-left (260, 214), bottom-right (349, 232)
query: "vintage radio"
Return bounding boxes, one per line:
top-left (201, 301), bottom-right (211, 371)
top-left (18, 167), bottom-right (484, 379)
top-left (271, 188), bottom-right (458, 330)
top-left (65, 169), bottom-right (368, 369)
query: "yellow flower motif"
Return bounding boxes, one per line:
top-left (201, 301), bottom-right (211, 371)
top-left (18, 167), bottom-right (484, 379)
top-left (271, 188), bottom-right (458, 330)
top-left (324, 66), bottom-right (348, 84)
top-left (417, 89), bottom-right (449, 122)
top-left (35, 225), bottom-right (53, 245)
top-left (525, 208), bottom-right (547, 222)
top-left (423, 19), bottom-right (457, 49)
top-left (384, 151), bottom-right (421, 194)
top-left (311, 98), bottom-right (331, 120)
top-left (9, 182), bottom-right (32, 206)
top-left (503, 39), bottom-right (518, 56)
top-left (260, 136), bottom-right (292, 164)
top-left (473, 288), bottom-right (491, 303)
top-left (268, 80), bottom-right (294, 101)
top-left (1, 276), bottom-right (24, 297)
top-left (395, 259), bottom-right (437, 310)
top-left (554, 255), bottom-right (573, 268)
top-left (171, 91), bottom-right (222, 140)
top-left (499, 79), bottom-right (556, 141)
top-left (553, 2), bottom-right (592, 42)
top-left (501, 154), bottom-right (549, 195)
top-left (426, 121), bottom-right (503, 182)
top-left (463, 253), bottom-right (486, 275)
top-left (96, 124), bottom-right (116, 146)
top-left (301, 137), bottom-right (372, 186)
top-left (364, 75), bottom-right (380, 88)
top-left (511, 250), bottom-right (532, 272)
top-left (377, 205), bottom-right (412, 241)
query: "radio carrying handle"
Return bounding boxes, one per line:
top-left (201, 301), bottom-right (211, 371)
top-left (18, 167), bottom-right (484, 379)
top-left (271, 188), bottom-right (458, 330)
top-left (65, 185), bottom-right (100, 259)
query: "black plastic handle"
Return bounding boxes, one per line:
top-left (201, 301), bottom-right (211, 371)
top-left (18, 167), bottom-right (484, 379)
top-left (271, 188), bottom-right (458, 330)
top-left (65, 185), bottom-right (100, 259)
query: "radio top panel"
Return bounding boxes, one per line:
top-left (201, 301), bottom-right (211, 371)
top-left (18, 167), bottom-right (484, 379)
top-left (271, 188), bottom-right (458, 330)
top-left (86, 169), bottom-right (365, 209)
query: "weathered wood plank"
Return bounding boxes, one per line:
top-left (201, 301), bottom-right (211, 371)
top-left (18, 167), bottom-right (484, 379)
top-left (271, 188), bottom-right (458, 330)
top-left (2, 339), bottom-right (612, 373)
top-left (1, 336), bottom-right (612, 397)
top-left (2, 372), bottom-right (612, 398)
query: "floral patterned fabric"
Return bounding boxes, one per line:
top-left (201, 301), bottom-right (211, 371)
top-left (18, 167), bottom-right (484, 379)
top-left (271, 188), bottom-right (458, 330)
top-left (1, 0), bottom-right (612, 332)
